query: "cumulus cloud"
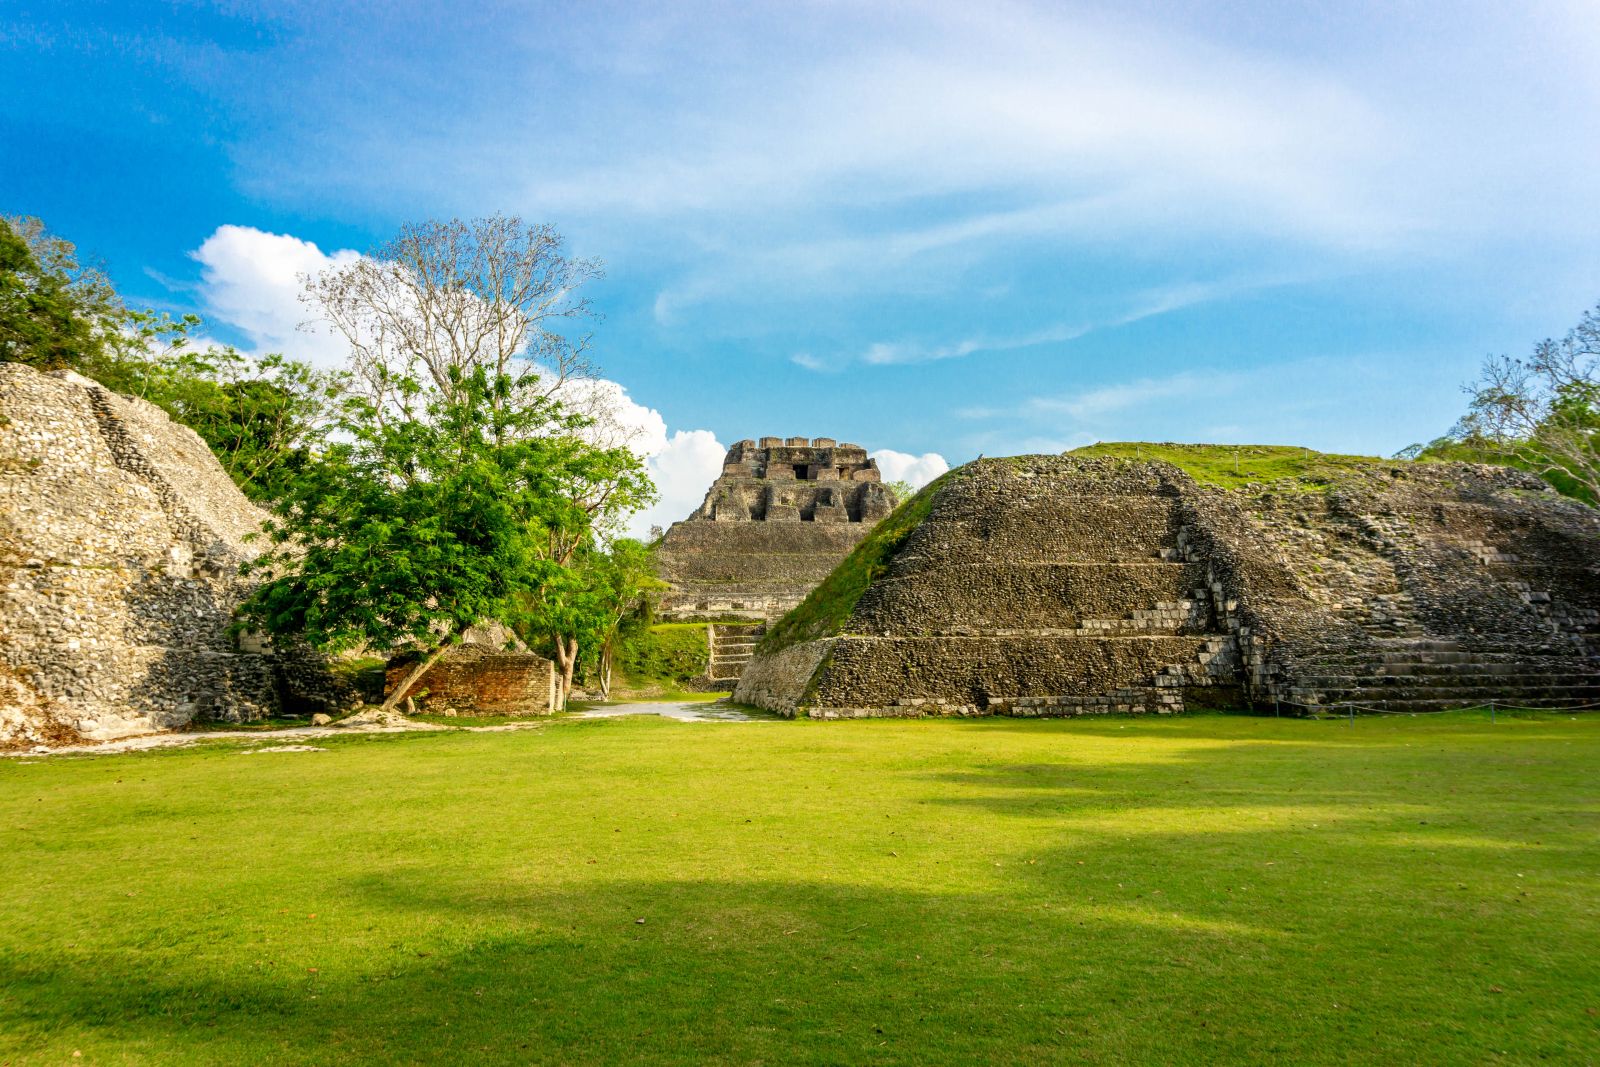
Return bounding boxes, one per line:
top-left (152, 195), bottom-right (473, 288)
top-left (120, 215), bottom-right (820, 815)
top-left (191, 225), bottom-right (360, 367)
top-left (630, 430), bottom-right (728, 540)
top-left (873, 449), bottom-right (950, 490)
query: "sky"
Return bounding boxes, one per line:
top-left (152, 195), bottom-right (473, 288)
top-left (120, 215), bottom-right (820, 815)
top-left (4, 0), bottom-right (1599, 534)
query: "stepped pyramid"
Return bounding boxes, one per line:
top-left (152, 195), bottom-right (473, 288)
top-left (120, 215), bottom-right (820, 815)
top-left (735, 455), bottom-right (1600, 717)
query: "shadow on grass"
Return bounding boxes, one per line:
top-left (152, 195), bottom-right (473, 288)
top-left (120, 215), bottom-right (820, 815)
top-left (4, 837), bottom-right (1593, 1063)
top-left (3, 717), bottom-right (1595, 1065)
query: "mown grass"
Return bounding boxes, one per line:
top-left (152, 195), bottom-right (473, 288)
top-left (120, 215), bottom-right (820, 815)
top-left (2, 711), bottom-right (1597, 1064)
top-left (760, 470), bottom-right (960, 653)
top-left (1070, 442), bottom-right (1391, 491)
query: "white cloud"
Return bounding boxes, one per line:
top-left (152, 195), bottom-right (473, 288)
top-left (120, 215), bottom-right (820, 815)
top-left (187, 224), bottom-right (727, 542)
top-left (1031, 374), bottom-right (1239, 421)
top-left (873, 449), bottom-right (950, 490)
top-left (790, 352), bottom-right (831, 372)
top-left (556, 377), bottom-right (669, 456)
top-left (191, 225), bottom-right (360, 368)
top-left (855, 275), bottom-right (1294, 368)
top-left (630, 430), bottom-right (728, 540)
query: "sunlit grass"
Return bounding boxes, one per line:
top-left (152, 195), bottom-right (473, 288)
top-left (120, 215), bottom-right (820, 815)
top-left (1069, 441), bottom-right (1389, 490)
top-left (2, 712), bottom-right (1597, 1064)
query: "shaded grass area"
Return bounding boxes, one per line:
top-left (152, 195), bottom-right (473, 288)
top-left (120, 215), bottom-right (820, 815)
top-left (1070, 442), bottom-right (1391, 491)
top-left (3, 713), bottom-right (1598, 1064)
top-left (761, 470), bottom-right (959, 653)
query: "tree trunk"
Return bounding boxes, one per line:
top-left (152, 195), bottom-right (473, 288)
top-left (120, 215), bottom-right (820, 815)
top-left (554, 635), bottom-right (578, 711)
top-left (380, 638), bottom-right (454, 714)
top-left (598, 641), bottom-right (612, 700)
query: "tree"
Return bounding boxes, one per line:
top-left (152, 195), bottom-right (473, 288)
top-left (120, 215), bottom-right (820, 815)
top-left (0, 216), bottom-right (122, 370)
top-left (240, 368), bottom-right (607, 712)
top-left (1447, 302), bottom-right (1600, 505)
top-left (517, 538), bottom-right (659, 704)
top-left (885, 479), bottom-right (915, 503)
top-left (141, 345), bottom-right (342, 504)
top-left (246, 217), bottom-right (655, 713)
top-left (301, 215), bottom-right (601, 421)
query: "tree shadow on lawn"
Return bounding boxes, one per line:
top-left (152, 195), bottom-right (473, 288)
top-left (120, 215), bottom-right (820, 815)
top-left (910, 721), bottom-right (1594, 839)
top-left (4, 823), bottom-right (1593, 1065)
top-left (4, 717), bottom-right (1595, 1064)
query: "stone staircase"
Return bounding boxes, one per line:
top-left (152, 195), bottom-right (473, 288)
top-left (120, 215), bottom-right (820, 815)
top-left (1283, 638), bottom-right (1600, 711)
top-left (1252, 515), bottom-right (1600, 711)
top-left (706, 623), bottom-right (765, 685)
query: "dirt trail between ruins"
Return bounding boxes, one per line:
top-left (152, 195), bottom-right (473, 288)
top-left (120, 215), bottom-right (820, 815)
top-left (4, 702), bottom-right (766, 758)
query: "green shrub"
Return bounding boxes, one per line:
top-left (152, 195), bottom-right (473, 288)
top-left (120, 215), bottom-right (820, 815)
top-left (617, 623), bottom-right (709, 684)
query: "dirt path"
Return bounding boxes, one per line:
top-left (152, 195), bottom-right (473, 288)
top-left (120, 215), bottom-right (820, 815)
top-left (4, 702), bottom-right (766, 758)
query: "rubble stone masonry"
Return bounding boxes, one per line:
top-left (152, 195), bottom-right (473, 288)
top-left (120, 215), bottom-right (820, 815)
top-left (735, 455), bottom-right (1600, 717)
top-left (0, 364), bottom-right (340, 747)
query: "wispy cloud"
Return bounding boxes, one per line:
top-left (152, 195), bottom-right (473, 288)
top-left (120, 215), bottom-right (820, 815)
top-left (827, 274), bottom-right (1288, 370)
top-left (1032, 372), bottom-right (1244, 420)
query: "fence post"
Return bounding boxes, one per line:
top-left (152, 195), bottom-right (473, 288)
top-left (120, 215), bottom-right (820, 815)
top-left (1490, 700), bottom-right (1496, 725)
top-left (1348, 703), bottom-right (1354, 726)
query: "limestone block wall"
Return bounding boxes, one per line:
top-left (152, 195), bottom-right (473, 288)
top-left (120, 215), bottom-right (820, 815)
top-left (0, 364), bottom-right (339, 748)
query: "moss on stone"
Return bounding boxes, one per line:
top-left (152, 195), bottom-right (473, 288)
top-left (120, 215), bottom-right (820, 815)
top-left (760, 468), bottom-right (962, 653)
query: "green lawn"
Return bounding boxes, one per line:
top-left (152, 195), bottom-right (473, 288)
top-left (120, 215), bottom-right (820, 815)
top-left (3, 712), bottom-right (1597, 1064)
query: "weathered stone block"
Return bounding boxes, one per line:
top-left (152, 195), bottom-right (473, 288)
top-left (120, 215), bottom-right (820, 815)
top-left (385, 646), bottom-right (555, 716)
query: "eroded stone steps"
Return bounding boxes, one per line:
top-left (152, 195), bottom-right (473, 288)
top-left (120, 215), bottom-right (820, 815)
top-left (1286, 681), bottom-right (1600, 702)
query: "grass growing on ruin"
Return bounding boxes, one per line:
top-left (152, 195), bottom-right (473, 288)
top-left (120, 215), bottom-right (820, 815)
top-left (1071, 442), bottom-right (1391, 490)
top-left (3, 711), bottom-right (1598, 1065)
top-left (761, 470), bottom-right (958, 652)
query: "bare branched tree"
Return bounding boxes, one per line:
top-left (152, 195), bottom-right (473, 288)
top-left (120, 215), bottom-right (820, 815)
top-left (1452, 302), bottom-right (1600, 503)
top-left (301, 215), bottom-right (602, 419)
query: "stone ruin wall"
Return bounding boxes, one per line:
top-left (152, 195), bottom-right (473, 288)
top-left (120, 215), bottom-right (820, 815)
top-left (0, 364), bottom-right (347, 748)
top-left (735, 455), bottom-right (1600, 718)
top-left (384, 645), bottom-right (557, 716)
top-left (655, 436), bottom-right (898, 622)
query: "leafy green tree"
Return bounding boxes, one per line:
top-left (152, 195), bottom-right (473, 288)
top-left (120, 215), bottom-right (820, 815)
top-left (1437, 301), bottom-right (1600, 505)
top-left (240, 368), bottom-right (626, 712)
top-left (885, 479), bottom-right (915, 504)
top-left (518, 538), bottom-right (659, 703)
top-left (0, 216), bottom-right (122, 370)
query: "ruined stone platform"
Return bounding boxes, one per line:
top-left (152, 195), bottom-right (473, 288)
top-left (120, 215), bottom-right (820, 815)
top-left (735, 454), bottom-right (1600, 717)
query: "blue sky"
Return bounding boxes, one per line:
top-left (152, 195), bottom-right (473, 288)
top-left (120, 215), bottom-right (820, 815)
top-left (5, 0), bottom-right (1599, 529)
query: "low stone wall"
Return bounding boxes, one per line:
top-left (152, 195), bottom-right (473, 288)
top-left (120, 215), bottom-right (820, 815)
top-left (385, 646), bottom-right (556, 716)
top-left (732, 639), bottom-right (833, 716)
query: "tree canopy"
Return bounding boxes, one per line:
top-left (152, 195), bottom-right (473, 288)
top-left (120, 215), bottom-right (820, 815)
top-left (1424, 301), bottom-right (1600, 506)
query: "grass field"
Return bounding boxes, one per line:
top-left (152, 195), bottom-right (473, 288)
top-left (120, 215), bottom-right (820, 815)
top-left (1068, 442), bottom-right (1390, 490)
top-left (3, 712), bottom-right (1597, 1064)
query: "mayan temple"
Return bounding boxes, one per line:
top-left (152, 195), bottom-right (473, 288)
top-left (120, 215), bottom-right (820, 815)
top-left (654, 435), bottom-right (897, 620)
